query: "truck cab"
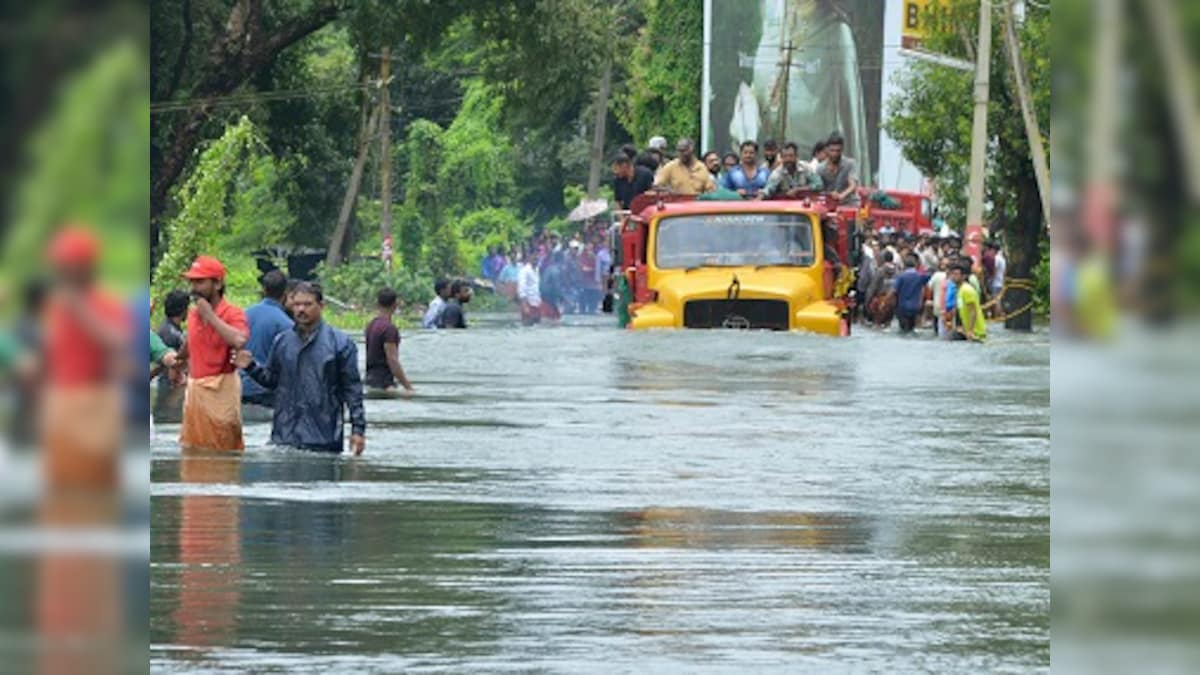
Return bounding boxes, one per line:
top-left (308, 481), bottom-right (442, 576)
top-left (614, 193), bottom-right (855, 335)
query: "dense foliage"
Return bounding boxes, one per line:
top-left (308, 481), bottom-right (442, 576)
top-left (617, 0), bottom-right (703, 146)
top-left (884, 1), bottom-right (1049, 326)
top-left (150, 116), bottom-right (272, 307)
top-left (4, 41), bottom-right (148, 289)
top-left (149, 0), bottom-right (712, 311)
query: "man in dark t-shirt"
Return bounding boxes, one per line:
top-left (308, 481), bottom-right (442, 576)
top-left (612, 153), bottom-right (654, 209)
top-left (364, 287), bottom-right (414, 393)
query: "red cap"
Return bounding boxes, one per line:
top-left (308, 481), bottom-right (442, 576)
top-left (181, 255), bottom-right (226, 280)
top-left (47, 227), bottom-right (100, 266)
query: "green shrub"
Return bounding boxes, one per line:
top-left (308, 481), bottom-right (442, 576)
top-left (315, 258), bottom-right (434, 312)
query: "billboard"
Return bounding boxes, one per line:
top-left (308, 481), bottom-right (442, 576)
top-left (902, 0), bottom-right (931, 47)
top-left (702, 0), bottom-right (885, 185)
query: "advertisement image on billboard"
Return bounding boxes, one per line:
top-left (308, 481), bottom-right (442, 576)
top-left (704, 0), bottom-right (884, 185)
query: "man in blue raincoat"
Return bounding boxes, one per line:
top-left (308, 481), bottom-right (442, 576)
top-left (235, 282), bottom-right (366, 455)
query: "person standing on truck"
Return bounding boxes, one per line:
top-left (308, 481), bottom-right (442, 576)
top-left (703, 151), bottom-right (722, 178)
top-left (807, 140), bottom-right (828, 173)
top-left (612, 153), bottom-right (654, 210)
top-left (761, 139), bottom-right (781, 171)
top-left (653, 138), bottom-right (716, 195)
top-left (721, 152), bottom-right (738, 175)
top-left (720, 140), bottom-right (770, 198)
top-left (761, 142), bottom-right (823, 198)
top-left (817, 133), bottom-right (860, 207)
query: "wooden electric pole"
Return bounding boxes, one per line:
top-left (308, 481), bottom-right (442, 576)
top-left (586, 59), bottom-right (613, 199)
top-left (379, 46), bottom-right (393, 271)
top-left (965, 0), bottom-right (992, 261)
top-left (326, 103), bottom-right (380, 269)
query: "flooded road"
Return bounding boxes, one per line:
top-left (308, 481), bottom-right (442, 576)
top-left (150, 315), bottom-right (1049, 672)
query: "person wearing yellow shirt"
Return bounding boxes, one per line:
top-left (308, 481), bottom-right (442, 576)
top-left (950, 262), bottom-right (987, 342)
top-left (653, 138), bottom-right (716, 195)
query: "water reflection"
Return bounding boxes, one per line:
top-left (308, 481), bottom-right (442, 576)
top-left (35, 493), bottom-right (124, 675)
top-left (618, 507), bottom-right (872, 551)
top-left (172, 450), bottom-right (241, 650)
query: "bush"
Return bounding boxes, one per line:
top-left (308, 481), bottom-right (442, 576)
top-left (316, 258), bottom-right (434, 312)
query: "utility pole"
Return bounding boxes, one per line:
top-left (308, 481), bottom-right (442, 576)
top-left (964, 0), bottom-right (992, 263)
top-left (326, 103), bottom-right (380, 269)
top-left (379, 46), bottom-right (393, 271)
top-left (1002, 0), bottom-right (1050, 228)
top-left (586, 58), bottom-right (613, 199)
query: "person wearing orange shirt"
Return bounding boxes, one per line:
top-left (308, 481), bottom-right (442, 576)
top-left (177, 256), bottom-right (249, 452)
top-left (40, 227), bottom-right (131, 490)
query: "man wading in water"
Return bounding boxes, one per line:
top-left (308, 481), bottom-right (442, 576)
top-left (234, 282), bottom-right (366, 455)
top-left (364, 287), bottom-right (415, 397)
top-left (178, 255), bottom-right (249, 452)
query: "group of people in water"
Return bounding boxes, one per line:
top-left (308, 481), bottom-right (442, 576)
top-left (468, 222), bottom-right (615, 326)
top-left (611, 132), bottom-right (861, 208)
top-left (138, 129), bottom-right (992, 459)
top-left (855, 230), bottom-right (1005, 342)
top-left (152, 256), bottom-right (431, 457)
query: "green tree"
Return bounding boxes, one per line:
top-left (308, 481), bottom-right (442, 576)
top-left (402, 119), bottom-right (449, 273)
top-left (617, 0), bottom-right (702, 147)
top-left (150, 116), bottom-right (270, 306)
top-left (4, 40), bottom-right (149, 289)
top-left (885, 1), bottom-right (1048, 329)
top-left (438, 81), bottom-right (517, 217)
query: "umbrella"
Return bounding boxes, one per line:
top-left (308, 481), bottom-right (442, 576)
top-left (567, 198), bottom-right (609, 222)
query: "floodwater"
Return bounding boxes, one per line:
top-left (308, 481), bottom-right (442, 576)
top-left (150, 314), bottom-right (1049, 673)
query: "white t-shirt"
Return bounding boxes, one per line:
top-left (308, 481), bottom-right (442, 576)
top-left (517, 264), bottom-right (541, 306)
top-left (421, 296), bottom-right (446, 329)
top-left (993, 251), bottom-right (1007, 290)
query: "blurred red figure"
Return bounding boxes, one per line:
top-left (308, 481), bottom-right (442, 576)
top-left (178, 256), bottom-right (248, 452)
top-left (40, 226), bottom-right (130, 490)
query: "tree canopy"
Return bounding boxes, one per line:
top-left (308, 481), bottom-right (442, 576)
top-left (884, 0), bottom-right (1049, 328)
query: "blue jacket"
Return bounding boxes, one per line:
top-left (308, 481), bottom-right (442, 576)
top-left (720, 164), bottom-right (770, 195)
top-left (241, 298), bottom-right (293, 400)
top-left (246, 321), bottom-right (366, 452)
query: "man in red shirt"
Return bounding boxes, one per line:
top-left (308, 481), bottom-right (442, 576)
top-left (40, 227), bottom-right (131, 490)
top-left (178, 256), bottom-right (249, 452)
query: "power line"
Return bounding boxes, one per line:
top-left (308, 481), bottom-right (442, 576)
top-left (150, 81), bottom-right (378, 115)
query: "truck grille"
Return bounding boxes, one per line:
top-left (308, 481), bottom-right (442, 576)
top-left (683, 299), bottom-right (790, 330)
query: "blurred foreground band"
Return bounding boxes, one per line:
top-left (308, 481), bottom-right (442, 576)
top-left (1, 2), bottom-right (149, 674)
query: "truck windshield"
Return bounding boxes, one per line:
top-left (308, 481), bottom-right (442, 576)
top-left (654, 213), bottom-right (816, 269)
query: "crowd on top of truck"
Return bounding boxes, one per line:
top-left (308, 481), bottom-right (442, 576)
top-left (610, 131), bottom-right (861, 209)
